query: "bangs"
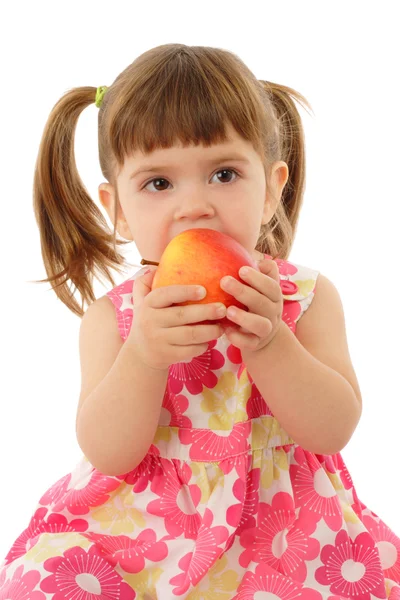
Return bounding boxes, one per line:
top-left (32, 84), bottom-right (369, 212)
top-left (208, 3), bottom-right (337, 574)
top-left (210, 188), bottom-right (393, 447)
top-left (105, 47), bottom-right (266, 165)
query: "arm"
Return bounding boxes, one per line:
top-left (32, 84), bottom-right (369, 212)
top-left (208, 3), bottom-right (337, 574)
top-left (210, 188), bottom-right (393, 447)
top-left (76, 341), bottom-right (168, 476)
top-left (76, 270), bottom-right (224, 477)
top-left (242, 274), bottom-right (362, 455)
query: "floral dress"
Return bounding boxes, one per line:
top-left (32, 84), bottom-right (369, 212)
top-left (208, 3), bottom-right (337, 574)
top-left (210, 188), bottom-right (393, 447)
top-left (1, 256), bottom-right (400, 600)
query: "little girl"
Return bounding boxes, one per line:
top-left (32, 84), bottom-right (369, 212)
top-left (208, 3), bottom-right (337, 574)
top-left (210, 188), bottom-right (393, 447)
top-left (1, 43), bottom-right (399, 600)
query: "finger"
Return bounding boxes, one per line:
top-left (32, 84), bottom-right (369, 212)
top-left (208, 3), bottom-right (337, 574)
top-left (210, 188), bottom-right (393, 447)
top-left (251, 248), bottom-right (272, 263)
top-left (257, 258), bottom-right (281, 285)
top-left (132, 266), bottom-right (158, 306)
top-left (221, 275), bottom-right (275, 316)
top-left (226, 306), bottom-right (272, 339)
top-left (168, 323), bottom-right (223, 346)
top-left (172, 342), bottom-right (211, 362)
top-left (148, 284), bottom-right (207, 309)
top-left (224, 325), bottom-right (260, 350)
top-left (159, 302), bottom-right (227, 327)
top-left (239, 265), bottom-right (281, 303)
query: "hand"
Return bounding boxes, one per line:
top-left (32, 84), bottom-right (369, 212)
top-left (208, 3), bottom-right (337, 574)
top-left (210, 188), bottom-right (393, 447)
top-left (219, 256), bottom-right (283, 354)
top-left (127, 268), bottom-right (227, 371)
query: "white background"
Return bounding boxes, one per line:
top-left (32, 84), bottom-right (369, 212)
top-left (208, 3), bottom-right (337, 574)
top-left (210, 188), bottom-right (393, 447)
top-left (1, 0), bottom-right (399, 561)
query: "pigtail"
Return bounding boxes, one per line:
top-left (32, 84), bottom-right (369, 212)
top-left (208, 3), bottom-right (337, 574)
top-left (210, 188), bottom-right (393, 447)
top-left (30, 86), bottom-right (131, 317)
top-left (257, 81), bottom-right (314, 260)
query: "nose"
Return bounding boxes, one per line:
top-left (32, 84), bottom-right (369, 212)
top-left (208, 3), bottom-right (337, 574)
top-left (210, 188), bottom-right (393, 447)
top-left (174, 193), bottom-right (215, 221)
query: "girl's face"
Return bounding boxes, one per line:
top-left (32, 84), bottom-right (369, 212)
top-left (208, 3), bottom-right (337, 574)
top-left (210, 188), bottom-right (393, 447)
top-left (99, 123), bottom-right (288, 262)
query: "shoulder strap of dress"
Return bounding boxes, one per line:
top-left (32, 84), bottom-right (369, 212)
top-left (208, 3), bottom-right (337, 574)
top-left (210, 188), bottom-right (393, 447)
top-left (105, 267), bottom-right (147, 341)
top-left (274, 256), bottom-right (320, 329)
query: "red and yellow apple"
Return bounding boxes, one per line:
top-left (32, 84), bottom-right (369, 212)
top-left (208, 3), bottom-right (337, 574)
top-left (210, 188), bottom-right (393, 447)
top-left (151, 228), bottom-right (260, 326)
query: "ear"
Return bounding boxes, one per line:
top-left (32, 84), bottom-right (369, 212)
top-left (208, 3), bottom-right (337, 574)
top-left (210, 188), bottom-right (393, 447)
top-left (262, 161), bottom-right (289, 225)
top-left (98, 183), bottom-right (134, 241)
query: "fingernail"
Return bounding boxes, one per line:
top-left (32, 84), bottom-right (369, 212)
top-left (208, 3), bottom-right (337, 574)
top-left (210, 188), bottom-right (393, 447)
top-left (227, 306), bottom-right (237, 318)
top-left (216, 304), bottom-right (226, 317)
top-left (196, 286), bottom-right (207, 298)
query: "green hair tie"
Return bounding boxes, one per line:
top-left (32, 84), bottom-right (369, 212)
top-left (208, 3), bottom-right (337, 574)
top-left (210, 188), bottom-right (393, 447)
top-left (95, 85), bottom-right (108, 108)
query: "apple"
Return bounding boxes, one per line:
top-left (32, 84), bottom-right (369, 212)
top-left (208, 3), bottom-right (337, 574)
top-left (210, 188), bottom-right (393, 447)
top-left (150, 228), bottom-right (260, 326)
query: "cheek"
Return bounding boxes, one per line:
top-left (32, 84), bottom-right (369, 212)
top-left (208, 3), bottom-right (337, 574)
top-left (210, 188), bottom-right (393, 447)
top-left (135, 215), bottom-right (169, 260)
top-left (225, 212), bottom-right (260, 247)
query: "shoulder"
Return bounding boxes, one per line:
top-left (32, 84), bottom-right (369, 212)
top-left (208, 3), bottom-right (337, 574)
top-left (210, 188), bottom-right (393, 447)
top-left (79, 294), bottom-right (121, 340)
top-left (294, 271), bottom-right (363, 405)
top-left (295, 272), bottom-right (344, 333)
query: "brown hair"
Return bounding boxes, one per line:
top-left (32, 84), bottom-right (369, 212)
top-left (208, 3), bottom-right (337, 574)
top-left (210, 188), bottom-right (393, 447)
top-left (31, 43), bottom-right (313, 317)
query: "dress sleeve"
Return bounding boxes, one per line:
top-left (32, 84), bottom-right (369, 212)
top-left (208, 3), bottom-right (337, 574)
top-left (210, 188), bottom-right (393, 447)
top-left (277, 258), bottom-right (320, 330)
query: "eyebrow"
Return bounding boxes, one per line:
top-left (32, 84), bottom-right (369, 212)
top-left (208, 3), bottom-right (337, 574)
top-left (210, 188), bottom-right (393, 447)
top-left (129, 155), bottom-right (251, 179)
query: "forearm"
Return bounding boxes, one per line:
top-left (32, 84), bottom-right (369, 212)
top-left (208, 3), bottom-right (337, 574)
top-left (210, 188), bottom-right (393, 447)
top-left (243, 321), bottom-right (362, 454)
top-left (76, 341), bottom-right (168, 476)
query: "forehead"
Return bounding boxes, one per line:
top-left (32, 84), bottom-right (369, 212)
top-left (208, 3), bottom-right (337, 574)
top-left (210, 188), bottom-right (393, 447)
top-left (126, 124), bottom-right (257, 167)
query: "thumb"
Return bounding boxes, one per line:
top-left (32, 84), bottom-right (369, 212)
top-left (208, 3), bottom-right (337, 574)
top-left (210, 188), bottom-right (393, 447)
top-left (258, 257), bottom-right (280, 284)
top-left (132, 266), bottom-right (158, 305)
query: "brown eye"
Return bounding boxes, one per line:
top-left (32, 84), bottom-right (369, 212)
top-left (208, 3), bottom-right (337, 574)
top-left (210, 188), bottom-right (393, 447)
top-left (212, 169), bottom-right (237, 184)
top-left (143, 178), bottom-right (171, 192)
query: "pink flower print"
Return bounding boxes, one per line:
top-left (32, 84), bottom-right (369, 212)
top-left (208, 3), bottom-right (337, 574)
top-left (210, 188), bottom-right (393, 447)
top-left (179, 552), bottom-right (241, 598)
top-left (388, 587), bottom-right (400, 600)
top-left (169, 508), bottom-right (230, 595)
top-left (227, 342), bottom-right (242, 365)
top-left (320, 453), bottom-right (338, 474)
top-left (282, 300), bottom-right (302, 333)
top-left (289, 446), bottom-right (343, 531)
top-left (246, 383), bottom-right (273, 419)
top-left (107, 278), bottom-right (135, 341)
top-left (315, 529), bottom-right (386, 600)
top-left (2, 507), bottom-right (49, 565)
top-left (276, 259), bottom-right (299, 277)
top-left (4, 508), bottom-right (89, 564)
top-left (239, 492), bottom-right (319, 581)
top-left (168, 340), bottom-right (225, 395)
top-left (273, 259), bottom-right (301, 333)
top-left (349, 484), bottom-right (369, 522)
top-left (2, 508), bottom-right (89, 566)
top-left (125, 450), bottom-right (160, 493)
top-left (159, 388), bottom-right (193, 428)
top-left (39, 471), bottom-right (71, 507)
top-left (35, 511), bottom-right (89, 539)
top-left (40, 544), bottom-right (136, 599)
top-left (0, 564), bottom-right (46, 599)
top-left (351, 500), bottom-right (364, 522)
top-left (233, 561), bottom-right (323, 600)
top-left (201, 370), bottom-right (250, 430)
top-left (332, 452), bottom-right (356, 490)
top-left (352, 486), bottom-right (370, 514)
top-left (179, 420), bottom-right (251, 461)
top-left (226, 468), bottom-right (260, 536)
top-left (51, 467), bottom-right (121, 515)
top-left (362, 515), bottom-right (400, 582)
top-left (237, 361), bottom-right (249, 381)
top-left (147, 459), bottom-right (201, 539)
top-left (83, 529), bottom-right (168, 574)
top-left (219, 452), bottom-right (249, 481)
